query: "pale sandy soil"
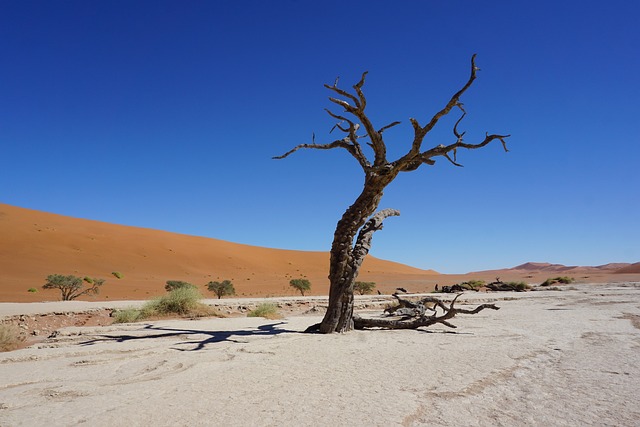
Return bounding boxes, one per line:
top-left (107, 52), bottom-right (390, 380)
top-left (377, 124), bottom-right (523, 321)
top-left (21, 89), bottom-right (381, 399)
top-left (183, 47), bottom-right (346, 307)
top-left (1, 283), bottom-right (639, 426)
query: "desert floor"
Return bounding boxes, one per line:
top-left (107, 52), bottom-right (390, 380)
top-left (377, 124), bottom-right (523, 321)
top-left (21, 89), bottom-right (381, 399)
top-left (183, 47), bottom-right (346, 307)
top-left (1, 283), bottom-right (640, 426)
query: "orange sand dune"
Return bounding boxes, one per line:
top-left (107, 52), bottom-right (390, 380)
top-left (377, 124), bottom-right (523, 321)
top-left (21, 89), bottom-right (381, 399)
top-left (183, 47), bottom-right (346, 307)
top-left (0, 204), bottom-right (438, 302)
top-left (2, 203), bottom-right (638, 303)
top-left (462, 261), bottom-right (640, 287)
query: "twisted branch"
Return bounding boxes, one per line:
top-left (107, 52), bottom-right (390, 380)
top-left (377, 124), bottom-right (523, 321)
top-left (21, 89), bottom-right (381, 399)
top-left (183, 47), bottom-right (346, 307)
top-left (354, 293), bottom-right (500, 330)
top-left (325, 71), bottom-right (387, 167)
top-left (351, 208), bottom-right (400, 272)
top-left (395, 54), bottom-right (510, 171)
top-left (276, 55), bottom-right (510, 177)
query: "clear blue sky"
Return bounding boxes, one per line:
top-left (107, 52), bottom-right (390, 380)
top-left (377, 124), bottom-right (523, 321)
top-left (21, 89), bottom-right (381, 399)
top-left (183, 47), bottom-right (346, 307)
top-left (2, 1), bottom-right (638, 273)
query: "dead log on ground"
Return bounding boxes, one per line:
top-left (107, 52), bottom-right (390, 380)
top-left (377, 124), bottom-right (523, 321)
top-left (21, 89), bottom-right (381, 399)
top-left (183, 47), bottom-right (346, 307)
top-left (353, 294), bottom-right (499, 330)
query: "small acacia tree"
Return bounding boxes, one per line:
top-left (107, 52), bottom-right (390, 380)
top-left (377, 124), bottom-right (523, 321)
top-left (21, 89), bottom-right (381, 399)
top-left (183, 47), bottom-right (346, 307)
top-left (43, 274), bottom-right (105, 301)
top-left (276, 55), bottom-right (509, 333)
top-left (354, 281), bottom-right (376, 295)
top-left (165, 280), bottom-right (196, 292)
top-left (290, 278), bottom-right (311, 296)
top-left (207, 280), bottom-right (236, 299)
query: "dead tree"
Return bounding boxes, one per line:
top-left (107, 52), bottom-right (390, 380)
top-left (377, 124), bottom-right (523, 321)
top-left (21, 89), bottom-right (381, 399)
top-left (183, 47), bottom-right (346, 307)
top-left (276, 55), bottom-right (509, 333)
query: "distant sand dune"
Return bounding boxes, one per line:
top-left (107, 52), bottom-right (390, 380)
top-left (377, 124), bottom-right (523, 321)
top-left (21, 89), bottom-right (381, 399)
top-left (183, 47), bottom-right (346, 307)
top-left (0, 204), bottom-right (437, 302)
top-left (616, 262), bottom-right (640, 274)
top-left (1, 203), bottom-right (638, 302)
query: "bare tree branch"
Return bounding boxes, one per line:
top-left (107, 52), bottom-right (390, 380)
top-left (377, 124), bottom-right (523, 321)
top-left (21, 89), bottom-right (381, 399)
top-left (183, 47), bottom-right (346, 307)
top-left (326, 71), bottom-right (387, 167)
top-left (443, 152), bottom-right (463, 167)
top-left (423, 132), bottom-right (511, 163)
top-left (353, 293), bottom-right (500, 330)
top-left (324, 82), bottom-right (361, 109)
top-left (453, 104), bottom-right (466, 143)
top-left (277, 72), bottom-right (395, 171)
top-left (273, 139), bottom-right (370, 170)
top-left (352, 71), bottom-right (368, 110)
top-left (422, 55), bottom-right (479, 136)
top-left (328, 97), bottom-right (355, 111)
top-left (397, 54), bottom-right (488, 169)
top-left (378, 121), bottom-right (401, 134)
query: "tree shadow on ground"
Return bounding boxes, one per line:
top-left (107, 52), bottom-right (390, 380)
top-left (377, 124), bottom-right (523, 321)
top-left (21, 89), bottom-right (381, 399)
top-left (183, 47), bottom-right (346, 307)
top-left (79, 321), bottom-right (296, 351)
top-left (416, 329), bottom-right (474, 335)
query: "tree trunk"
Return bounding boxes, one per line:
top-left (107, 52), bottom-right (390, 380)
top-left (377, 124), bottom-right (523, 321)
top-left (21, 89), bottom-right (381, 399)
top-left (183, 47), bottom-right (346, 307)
top-left (319, 175), bottom-right (394, 333)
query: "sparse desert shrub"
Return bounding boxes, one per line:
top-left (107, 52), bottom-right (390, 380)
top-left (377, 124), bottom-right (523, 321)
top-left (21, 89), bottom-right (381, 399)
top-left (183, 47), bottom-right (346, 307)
top-left (164, 280), bottom-right (197, 292)
top-left (0, 324), bottom-right (24, 352)
top-left (143, 287), bottom-right (204, 316)
top-left (540, 278), bottom-right (554, 287)
top-left (114, 297), bottom-right (221, 322)
top-left (289, 278), bottom-right (311, 296)
top-left (354, 281), bottom-right (376, 295)
top-left (541, 276), bottom-right (575, 287)
top-left (486, 280), bottom-right (531, 292)
top-left (112, 271), bottom-right (123, 279)
top-left (508, 281), bottom-right (531, 291)
top-left (27, 287), bottom-right (38, 293)
top-left (83, 276), bottom-right (94, 284)
top-left (43, 274), bottom-right (105, 301)
top-left (207, 280), bottom-right (236, 299)
top-left (442, 280), bottom-right (487, 293)
top-left (248, 303), bottom-right (282, 319)
top-left (112, 308), bottom-right (143, 323)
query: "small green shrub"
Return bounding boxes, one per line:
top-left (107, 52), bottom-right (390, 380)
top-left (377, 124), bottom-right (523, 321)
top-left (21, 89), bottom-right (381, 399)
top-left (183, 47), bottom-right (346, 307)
top-left (541, 276), bottom-right (574, 286)
top-left (112, 271), bottom-right (123, 279)
top-left (143, 287), bottom-right (204, 316)
top-left (27, 288), bottom-right (38, 293)
top-left (83, 276), bottom-right (94, 284)
top-left (508, 281), bottom-right (531, 291)
top-left (0, 324), bottom-right (24, 352)
top-left (248, 303), bottom-right (282, 319)
top-left (112, 308), bottom-right (143, 323)
top-left (462, 280), bottom-right (486, 289)
top-left (164, 280), bottom-right (197, 292)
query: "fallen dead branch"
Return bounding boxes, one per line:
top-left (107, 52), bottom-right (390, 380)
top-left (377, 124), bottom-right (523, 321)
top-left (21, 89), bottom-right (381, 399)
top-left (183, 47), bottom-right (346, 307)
top-left (305, 294), bottom-right (499, 332)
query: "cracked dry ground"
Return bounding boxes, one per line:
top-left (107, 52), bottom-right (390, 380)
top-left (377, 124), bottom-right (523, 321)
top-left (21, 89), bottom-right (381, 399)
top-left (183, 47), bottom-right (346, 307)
top-left (1, 285), bottom-right (639, 426)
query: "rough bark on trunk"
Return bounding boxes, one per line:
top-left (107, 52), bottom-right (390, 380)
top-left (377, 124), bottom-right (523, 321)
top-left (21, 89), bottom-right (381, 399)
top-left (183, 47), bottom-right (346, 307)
top-left (319, 175), bottom-right (398, 333)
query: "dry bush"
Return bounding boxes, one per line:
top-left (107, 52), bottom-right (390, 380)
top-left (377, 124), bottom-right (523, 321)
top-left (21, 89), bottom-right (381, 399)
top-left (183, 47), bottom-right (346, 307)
top-left (0, 324), bottom-right (24, 352)
top-left (248, 303), bottom-right (282, 319)
top-left (126, 287), bottom-right (223, 321)
top-left (143, 287), bottom-right (203, 316)
top-left (112, 308), bottom-right (144, 324)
